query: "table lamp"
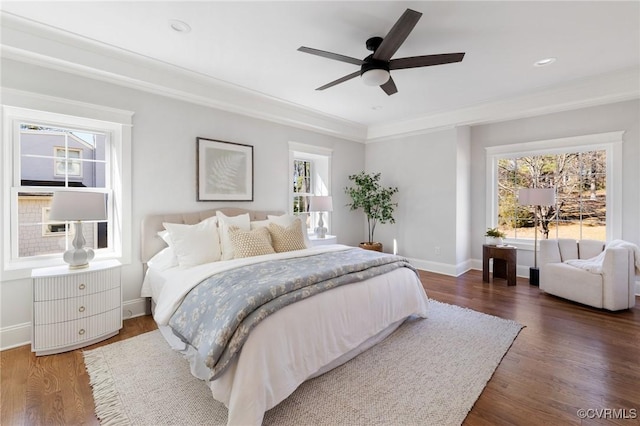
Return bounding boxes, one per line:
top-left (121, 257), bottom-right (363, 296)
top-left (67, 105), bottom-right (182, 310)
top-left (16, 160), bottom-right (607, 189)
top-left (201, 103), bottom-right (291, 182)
top-left (49, 191), bottom-right (107, 269)
top-left (309, 195), bottom-right (333, 238)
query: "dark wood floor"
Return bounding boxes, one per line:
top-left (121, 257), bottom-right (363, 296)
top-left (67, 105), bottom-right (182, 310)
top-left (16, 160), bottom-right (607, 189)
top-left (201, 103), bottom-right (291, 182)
top-left (1, 270), bottom-right (638, 425)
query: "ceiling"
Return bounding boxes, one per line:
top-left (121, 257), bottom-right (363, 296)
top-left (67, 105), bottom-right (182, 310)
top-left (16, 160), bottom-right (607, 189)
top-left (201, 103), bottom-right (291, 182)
top-left (1, 1), bottom-right (639, 131)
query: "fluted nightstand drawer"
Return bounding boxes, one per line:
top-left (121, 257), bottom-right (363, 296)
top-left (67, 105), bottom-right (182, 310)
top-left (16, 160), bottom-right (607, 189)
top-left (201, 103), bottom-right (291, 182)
top-left (33, 308), bottom-right (122, 351)
top-left (33, 263), bottom-right (120, 301)
top-left (33, 287), bottom-right (121, 325)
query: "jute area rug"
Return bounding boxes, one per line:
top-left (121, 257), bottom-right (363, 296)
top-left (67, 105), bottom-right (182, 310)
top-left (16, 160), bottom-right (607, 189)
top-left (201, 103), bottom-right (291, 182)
top-left (84, 300), bottom-right (523, 426)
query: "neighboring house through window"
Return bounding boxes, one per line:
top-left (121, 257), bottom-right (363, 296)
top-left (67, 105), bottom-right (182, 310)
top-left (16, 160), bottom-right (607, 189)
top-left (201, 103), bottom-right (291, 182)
top-left (485, 131), bottom-right (623, 247)
top-left (289, 142), bottom-right (332, 235)
top-left (2, 96), bottom-right (132, 278)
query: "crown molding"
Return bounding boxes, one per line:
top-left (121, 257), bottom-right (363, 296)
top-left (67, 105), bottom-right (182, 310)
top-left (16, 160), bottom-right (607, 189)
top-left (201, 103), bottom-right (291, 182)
top-left (0, 12), bottom-right (367, 143)
top-left (366, 67), bottom-right (640, 143)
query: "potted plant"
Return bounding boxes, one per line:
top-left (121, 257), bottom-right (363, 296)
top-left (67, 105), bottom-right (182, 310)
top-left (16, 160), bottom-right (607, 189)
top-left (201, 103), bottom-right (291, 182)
top-left (485, 227), bottom-right (506, 246)
top-left (345, 171), bottom-right (398, 252)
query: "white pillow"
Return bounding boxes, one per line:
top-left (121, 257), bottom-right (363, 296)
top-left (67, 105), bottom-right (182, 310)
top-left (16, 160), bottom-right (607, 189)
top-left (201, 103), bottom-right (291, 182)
top-left (162, 216), bottom-right (221, 268)
top-left (147, 247), bottom-right (178, 271)
top-left (268, 214), bottom-right (311, 248)
top-left (217, 211), bottom-right (251, 260)
top-left (158, 229), bottom-right (172, 246)
top-left (250, 219), bottom-right (270, 230)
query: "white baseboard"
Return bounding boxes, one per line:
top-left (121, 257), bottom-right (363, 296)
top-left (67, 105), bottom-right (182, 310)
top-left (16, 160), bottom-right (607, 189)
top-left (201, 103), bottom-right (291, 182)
top-left (0, 298), bottom-right (151, 352)
top-left (122, 297), bottom-right (150, 319)
top-left (0, 322), bottom-right (31, 351)
top-left (409, 258), bottom-right (458, 276)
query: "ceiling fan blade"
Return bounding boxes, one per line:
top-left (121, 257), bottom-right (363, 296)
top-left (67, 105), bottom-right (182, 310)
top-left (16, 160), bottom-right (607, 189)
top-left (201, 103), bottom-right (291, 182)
top-left (298, 46), bottom-right (364, 66)
top-left (372, 9), bottom-right (422, 61)
top-left (316, 70), bottom-right (361, 91)
top-left (390, 52), bottom-right (465, 70)
top-left (380, 76), bottom-right (398, 96)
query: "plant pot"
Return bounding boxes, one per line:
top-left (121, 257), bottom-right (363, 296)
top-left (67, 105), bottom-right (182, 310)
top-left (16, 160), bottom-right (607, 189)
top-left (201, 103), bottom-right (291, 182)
top-left (359, 242), bottom-right (383, 252)
top-left (486, 237), bottom-right (503, 246)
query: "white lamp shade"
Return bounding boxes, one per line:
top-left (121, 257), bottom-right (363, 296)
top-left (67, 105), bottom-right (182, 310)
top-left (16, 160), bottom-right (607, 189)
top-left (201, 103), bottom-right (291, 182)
top-left (49, 191), bottom-right (107, 221)
top-left (309, 195), bottom-right (333, 212)
top-left (518, 188), bottom-right (555, 206)
top-left (361, 69), bottom-right (390, 86)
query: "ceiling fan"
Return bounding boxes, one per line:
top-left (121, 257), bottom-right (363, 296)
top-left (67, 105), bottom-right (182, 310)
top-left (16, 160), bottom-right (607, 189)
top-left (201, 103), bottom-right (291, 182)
top-left (298, 8), bottom-right (465, 96)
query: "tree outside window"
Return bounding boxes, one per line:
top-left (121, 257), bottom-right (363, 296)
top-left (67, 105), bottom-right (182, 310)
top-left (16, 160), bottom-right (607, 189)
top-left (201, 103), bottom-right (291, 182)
top-left (497, 150), bottom-right (606, 241)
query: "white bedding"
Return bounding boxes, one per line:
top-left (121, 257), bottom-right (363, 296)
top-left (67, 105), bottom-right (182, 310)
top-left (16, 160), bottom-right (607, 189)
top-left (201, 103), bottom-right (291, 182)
top-left (143, 244), bottom-right (429, 425)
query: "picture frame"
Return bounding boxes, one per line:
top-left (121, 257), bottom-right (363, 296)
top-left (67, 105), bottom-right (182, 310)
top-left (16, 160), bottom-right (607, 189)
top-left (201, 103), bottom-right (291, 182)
top-left (196, 137), bottom-right (253, 201)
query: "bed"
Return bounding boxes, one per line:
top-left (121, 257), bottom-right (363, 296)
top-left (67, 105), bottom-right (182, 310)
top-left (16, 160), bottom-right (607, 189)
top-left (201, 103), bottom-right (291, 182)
top-left (140, 208), bottom-right (429, 425)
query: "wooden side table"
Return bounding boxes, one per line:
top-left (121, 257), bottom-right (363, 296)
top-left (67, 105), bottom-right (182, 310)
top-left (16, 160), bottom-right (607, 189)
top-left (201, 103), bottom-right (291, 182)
top-left (483, 244), bottom-right (517, 286)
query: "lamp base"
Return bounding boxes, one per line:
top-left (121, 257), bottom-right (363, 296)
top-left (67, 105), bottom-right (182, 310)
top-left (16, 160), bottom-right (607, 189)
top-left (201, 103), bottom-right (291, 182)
top-left (315, 212), bottom-right (327, 238)
top-left (315, 227), bottom-right (327, 239)
top-left (63, 221), bottom-right (94, 269)
top-left (529, 267), bottom-right (540, 286)
top-left (63, 247), bottom-right (94, 269)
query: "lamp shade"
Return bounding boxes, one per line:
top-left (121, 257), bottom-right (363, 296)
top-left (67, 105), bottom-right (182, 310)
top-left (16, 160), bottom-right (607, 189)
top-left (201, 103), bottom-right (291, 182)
top-left (309, 195), bottom-right (333, 212)
top-left (49, 191), bottom-right (107, 221)
top-left (518, 188), bottom-right (555, 206)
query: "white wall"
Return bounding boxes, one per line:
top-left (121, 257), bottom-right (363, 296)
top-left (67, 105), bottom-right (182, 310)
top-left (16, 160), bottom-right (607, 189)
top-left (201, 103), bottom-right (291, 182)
top-left (365, 127), bottom-right (469, 275)
top-left (0, 58), bottom-right (365, 349)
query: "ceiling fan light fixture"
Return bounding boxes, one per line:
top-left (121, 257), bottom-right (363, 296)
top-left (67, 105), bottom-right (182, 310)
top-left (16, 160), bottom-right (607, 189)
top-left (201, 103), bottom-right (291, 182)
top-left (361, 69), bottom-right (390, 86)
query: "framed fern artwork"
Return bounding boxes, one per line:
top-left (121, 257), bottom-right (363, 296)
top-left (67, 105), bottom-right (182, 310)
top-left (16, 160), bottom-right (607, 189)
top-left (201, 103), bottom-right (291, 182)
top-left (197, 138), bottom-right (253, 201)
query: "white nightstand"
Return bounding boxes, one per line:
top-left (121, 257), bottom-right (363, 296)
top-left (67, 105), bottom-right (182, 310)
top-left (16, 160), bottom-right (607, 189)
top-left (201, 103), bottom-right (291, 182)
top-left (31, 259), bottom-right (122, 356)
top-left (309, 234), bottom-right (337, 246)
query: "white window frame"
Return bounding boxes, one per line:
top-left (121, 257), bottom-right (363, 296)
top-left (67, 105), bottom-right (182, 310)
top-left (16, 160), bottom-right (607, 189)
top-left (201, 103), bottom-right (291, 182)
top-left (1, 92), bottom-right (133, 280)
top-left (485, 131), bottom-right (623, 250)
top-left (288, 142), bottom-right (332, 235)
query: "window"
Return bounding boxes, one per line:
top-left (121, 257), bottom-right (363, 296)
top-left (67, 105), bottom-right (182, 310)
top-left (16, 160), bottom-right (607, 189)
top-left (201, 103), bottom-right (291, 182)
top-left (293, 159), bottom-right (312, 215)
top-left (486, 132), bottom-right (623, 246)
top-left (288, 142), bottom-right (332, 234)
top-left (54, 146), bottom-right (82, 177)
top-left (2, 99), bottom-right (132, 278)
top-left (498, 151), bottom-right (607, 240)
top-left (17, 124), bottom-right (107, 258)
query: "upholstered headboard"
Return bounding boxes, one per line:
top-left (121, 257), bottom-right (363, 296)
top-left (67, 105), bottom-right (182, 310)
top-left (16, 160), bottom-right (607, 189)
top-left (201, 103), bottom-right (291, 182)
top-left (141, 208), bottom-right (284, 263)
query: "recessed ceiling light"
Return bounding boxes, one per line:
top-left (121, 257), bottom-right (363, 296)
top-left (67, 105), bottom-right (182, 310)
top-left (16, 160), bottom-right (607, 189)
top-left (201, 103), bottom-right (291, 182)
top-left (534, 57), bottom-right (556, 67)
top-left (169, 19), bottom-right (191, 34)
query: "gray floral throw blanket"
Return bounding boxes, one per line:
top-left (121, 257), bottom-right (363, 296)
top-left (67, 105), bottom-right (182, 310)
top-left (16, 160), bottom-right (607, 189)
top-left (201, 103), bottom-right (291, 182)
top-left (168, 248), bottom-right (417, 380)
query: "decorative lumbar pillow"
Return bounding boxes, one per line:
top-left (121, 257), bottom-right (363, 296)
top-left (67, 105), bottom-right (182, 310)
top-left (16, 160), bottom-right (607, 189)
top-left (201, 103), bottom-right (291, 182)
top-left (162, 216), bottom-right (221, 268)
top-left (217, 211), bottom-right (251, 260)
top-left (228, 226), bottom-right (275, 258)
top-left (268, 214), bottom-right (312, 248)
top-left (268, 218), bottom-right (307, 253)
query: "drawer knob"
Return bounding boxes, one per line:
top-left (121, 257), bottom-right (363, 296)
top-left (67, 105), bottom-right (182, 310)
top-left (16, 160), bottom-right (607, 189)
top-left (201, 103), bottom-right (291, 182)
top-left (78, 329), bottom-right (86, 335)
top-left (79, 306), bottom-right (86, 313)
top-left (79, 283), bottom-right (86, 290)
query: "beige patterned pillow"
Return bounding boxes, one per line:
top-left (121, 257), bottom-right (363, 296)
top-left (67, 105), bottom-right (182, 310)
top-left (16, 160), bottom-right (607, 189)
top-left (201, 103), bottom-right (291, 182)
top-left (268, 218), bottom-right (307, 253)
top-left (228, 226), bottom-right (275, 258)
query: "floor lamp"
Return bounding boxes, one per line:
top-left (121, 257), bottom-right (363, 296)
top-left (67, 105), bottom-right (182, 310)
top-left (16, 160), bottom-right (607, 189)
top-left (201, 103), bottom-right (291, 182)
top-left (518, 188), bottom-right (555, 286)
